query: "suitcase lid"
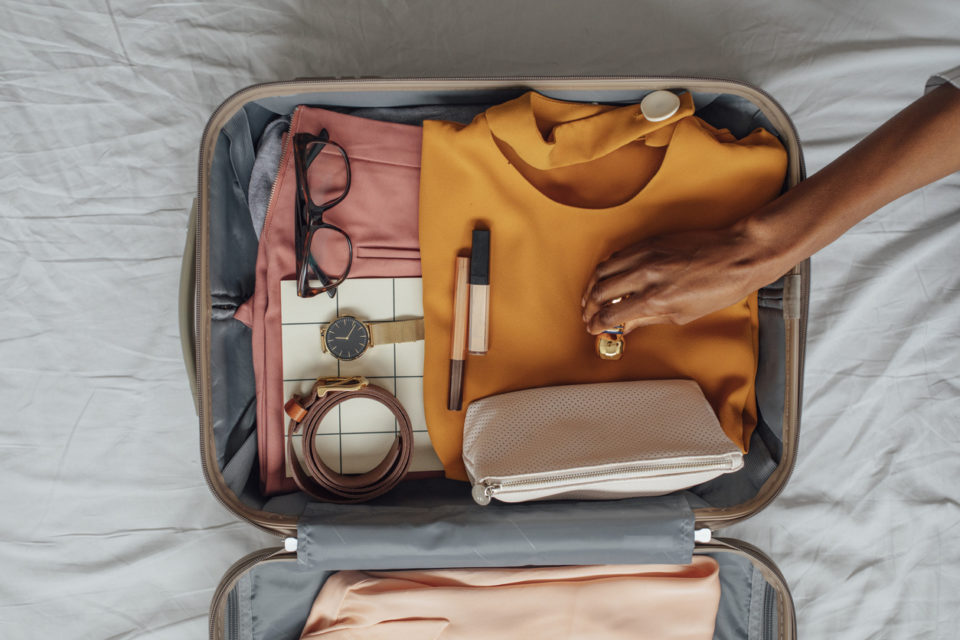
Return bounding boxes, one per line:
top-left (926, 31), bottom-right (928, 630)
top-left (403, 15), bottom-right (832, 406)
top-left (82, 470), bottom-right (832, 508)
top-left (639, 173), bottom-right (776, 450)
top-left (208, 536), bottom-right (796, 640)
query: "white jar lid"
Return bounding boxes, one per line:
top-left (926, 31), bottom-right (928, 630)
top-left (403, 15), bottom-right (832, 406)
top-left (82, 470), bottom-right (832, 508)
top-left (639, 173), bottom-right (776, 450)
top-left (640, 90), bottom-right (682, 122)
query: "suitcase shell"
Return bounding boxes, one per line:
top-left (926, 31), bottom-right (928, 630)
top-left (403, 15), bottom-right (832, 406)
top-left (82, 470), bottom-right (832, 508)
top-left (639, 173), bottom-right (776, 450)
top-left (181, 76), bottom-right (809, 640)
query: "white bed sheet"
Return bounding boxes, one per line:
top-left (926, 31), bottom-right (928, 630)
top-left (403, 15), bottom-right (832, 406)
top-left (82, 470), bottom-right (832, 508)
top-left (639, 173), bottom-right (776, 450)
top-left (1, 1), bottom-right (958, 638)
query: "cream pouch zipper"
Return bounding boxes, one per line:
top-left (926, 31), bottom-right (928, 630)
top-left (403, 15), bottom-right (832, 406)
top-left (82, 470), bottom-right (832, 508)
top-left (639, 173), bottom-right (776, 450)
top-left (463, 380), bottom-right (744, 505)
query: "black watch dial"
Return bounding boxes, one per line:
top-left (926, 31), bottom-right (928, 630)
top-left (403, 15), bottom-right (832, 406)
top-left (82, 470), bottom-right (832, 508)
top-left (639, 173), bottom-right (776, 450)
top-left (324, 316), bottom-right (370, 361)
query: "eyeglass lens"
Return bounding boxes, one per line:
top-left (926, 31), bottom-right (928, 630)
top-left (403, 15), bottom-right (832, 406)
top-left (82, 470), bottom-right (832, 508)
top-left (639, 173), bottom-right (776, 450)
top-left (302, 140), bottom-right (349, 209)
top-left (303, 225), bottom-right (351, 290)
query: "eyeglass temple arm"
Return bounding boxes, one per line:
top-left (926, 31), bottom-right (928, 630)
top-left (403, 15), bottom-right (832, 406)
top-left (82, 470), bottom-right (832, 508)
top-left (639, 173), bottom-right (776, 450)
top-left (306, 252), bottom-right (337, 298)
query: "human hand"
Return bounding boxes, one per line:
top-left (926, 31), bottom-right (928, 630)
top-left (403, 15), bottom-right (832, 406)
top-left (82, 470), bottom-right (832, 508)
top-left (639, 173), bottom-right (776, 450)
top-left (583, 82), bottom-right (960, 336)
top-left (580, 220), bottom-right (779, 334)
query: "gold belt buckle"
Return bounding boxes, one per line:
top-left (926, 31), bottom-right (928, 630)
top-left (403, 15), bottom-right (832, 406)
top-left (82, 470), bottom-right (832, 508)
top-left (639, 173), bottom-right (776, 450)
top-left (312, 375), bottom-right (369, 397)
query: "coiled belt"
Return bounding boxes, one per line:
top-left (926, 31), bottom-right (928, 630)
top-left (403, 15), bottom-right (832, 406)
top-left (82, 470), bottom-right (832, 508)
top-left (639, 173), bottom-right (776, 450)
top-left (284, 376), bottom-right (412, 503)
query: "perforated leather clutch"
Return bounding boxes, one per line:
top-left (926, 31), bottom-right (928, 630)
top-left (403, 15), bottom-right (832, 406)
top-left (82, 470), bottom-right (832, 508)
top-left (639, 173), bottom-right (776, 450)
top-left (463, 379), bottom-right (743, 505)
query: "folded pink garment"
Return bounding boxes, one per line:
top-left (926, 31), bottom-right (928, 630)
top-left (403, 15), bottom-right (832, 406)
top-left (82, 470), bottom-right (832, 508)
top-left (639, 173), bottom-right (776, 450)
top-left (233, 105), bottom-right (423, 495)
top-left (299, 558), bottom-right (721, 640)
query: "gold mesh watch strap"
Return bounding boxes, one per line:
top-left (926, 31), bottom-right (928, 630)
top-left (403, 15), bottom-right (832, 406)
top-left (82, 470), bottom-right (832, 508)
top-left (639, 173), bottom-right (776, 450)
top-left (368, 318), bottom-right (425, 347)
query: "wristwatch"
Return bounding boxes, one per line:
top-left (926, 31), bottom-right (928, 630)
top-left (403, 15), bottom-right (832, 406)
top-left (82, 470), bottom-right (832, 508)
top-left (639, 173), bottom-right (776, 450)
top-left (319, 315), bottom-right (425, 361)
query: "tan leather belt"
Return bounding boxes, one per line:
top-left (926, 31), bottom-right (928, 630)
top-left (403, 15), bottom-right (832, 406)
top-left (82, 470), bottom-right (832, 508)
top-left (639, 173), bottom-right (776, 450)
top-left (284, 376), bottom-right (412, 503)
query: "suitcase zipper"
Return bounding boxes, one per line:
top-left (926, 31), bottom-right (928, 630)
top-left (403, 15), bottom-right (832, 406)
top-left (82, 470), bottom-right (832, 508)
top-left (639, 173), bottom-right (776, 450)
top-left (763, 581), bottom-right (777, 640)
top-left (225, 585), bottom-right (239, 640)
top-left (698, 537), bottom-right (796, 640)
top-left (472, 454), bottom-right (741, 505)
top-left (209, 548), bottom-right (292, 639)
top-left (193, 76), bottom-right (806, 533)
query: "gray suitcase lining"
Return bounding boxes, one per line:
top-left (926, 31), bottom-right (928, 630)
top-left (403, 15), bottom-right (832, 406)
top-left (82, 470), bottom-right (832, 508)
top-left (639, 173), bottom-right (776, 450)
top-left (205, 86), bottom-right (792, 640)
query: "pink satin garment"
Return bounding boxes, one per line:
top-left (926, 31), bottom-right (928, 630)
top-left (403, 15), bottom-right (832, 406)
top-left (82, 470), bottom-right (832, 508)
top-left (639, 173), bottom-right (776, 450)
top-left (233, 106), bottom-right (423, 495)
top-left (299, 558), bottom-right (721, 640)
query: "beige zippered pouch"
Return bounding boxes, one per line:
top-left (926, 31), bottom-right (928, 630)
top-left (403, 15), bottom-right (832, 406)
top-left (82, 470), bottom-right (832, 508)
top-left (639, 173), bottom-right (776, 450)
top-left (464, 380), bottom-right (744, 505)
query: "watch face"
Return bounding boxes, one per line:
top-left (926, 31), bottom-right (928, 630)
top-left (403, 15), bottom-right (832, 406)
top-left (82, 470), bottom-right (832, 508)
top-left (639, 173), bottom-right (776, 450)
top-left (324, 316), bottom-right (370, 361)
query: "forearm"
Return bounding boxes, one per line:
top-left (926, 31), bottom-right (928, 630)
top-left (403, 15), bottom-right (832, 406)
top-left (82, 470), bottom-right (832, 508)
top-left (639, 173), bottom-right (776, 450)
top-left (581, 81), bottom-right (960, 331)
top-left (745, 82), bottom-right (960, 279)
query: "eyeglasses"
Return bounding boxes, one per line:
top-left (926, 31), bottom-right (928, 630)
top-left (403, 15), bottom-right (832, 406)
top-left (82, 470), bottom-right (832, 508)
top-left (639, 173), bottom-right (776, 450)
top-left (293, 130), bottom-right (353, 298)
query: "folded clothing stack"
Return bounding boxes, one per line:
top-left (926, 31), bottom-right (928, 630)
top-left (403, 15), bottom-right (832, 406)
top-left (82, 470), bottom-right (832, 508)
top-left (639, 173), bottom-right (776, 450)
top-left (298, 557), bottom-right (722, 640)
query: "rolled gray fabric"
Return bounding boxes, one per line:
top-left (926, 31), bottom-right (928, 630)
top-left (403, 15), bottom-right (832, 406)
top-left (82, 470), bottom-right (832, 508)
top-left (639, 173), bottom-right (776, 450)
top-left (247, 115), bottom-right (290, 239)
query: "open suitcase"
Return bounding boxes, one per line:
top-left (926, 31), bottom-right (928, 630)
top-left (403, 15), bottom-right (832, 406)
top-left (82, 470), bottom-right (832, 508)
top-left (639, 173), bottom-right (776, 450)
top-left (180, 76), bottom-right (809, 640)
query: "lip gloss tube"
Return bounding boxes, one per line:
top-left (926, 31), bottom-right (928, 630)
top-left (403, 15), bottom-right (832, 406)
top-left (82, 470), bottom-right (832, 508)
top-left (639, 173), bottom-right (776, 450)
top-left (468, 229), bottom-right (490, 355)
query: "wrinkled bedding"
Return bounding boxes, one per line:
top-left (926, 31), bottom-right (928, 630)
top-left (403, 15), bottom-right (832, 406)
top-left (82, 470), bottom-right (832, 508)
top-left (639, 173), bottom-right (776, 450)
top-left (1, 1), bottom-right (958, 638)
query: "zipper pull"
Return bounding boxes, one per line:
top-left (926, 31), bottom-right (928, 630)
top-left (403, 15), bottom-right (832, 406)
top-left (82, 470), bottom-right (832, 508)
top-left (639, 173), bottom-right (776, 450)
top-left (694, 528), bottom-right (712, 544)
top-left (471, 482), bottom-right (498, 506)
top-left (284, 537), bottom-right (298, 552)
